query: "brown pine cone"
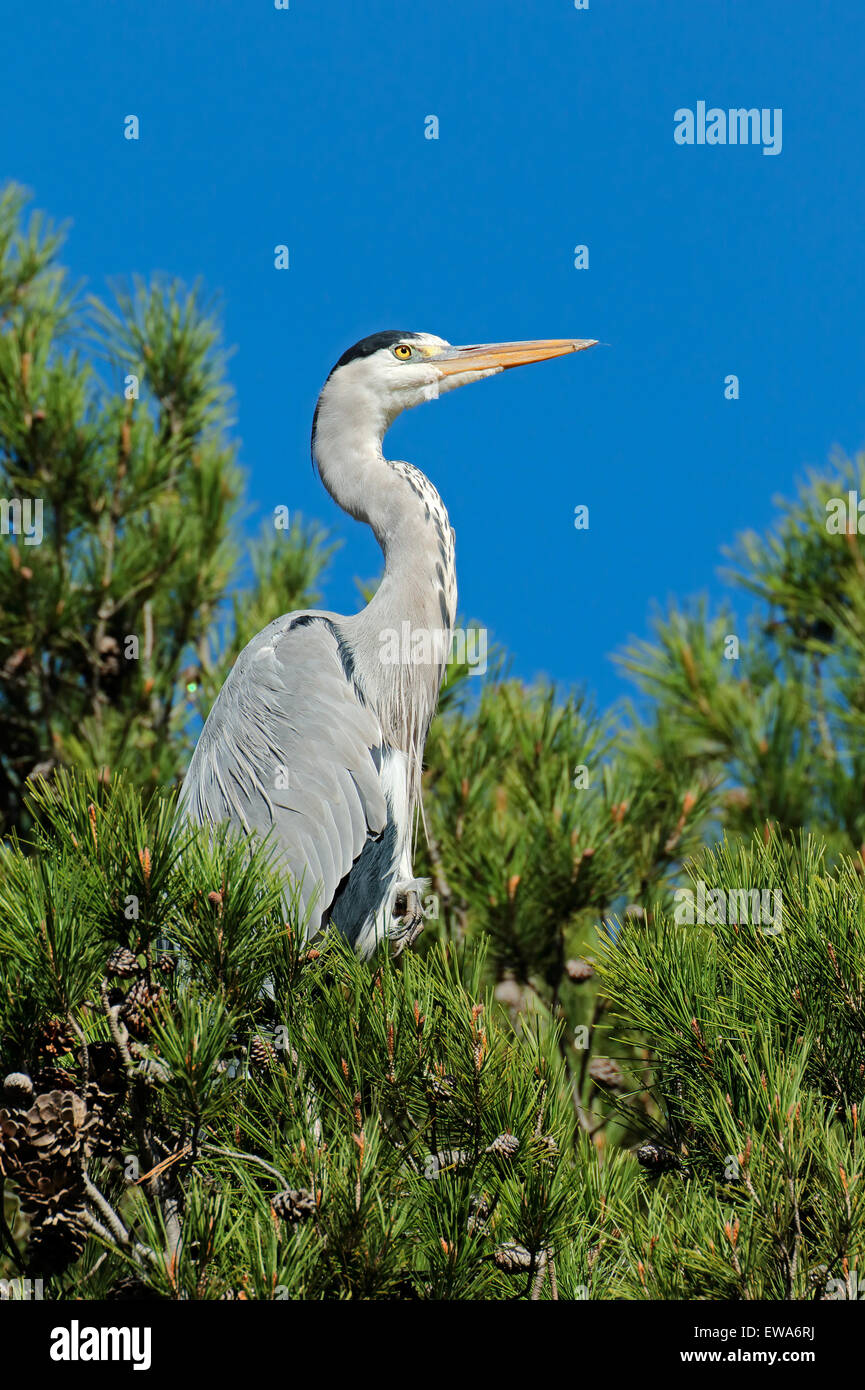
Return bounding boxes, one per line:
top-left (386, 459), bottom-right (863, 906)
top-left (23, 1090), bottom-right (88, 1160)
top-left (467, 1194), bottom-right (491, 1235)
top-left (106, 947), bottom-right (140, 979)
top-left (248, 1036), bottom-right (276, 1069)
top-left (494, 976), bottom-right (526, 1010)
top-left (0, 1107), bottom-right (26, 1171)
top-left (30, 1064), bottom-right (78, 1096)
top-left (121, 979), bottom-right (162, 1038)
top-left (20, 1163), bottom-right (85, 1211)
top-left (493, 1243), bottom-right (534, 1273)
top-left (424, 1070), bottom-right (456, 1100)
top-left (83, 1106), bottom-right (125, 1159)
top-left (271, 1188), bottom-right (317, 1222)
top-left (487, 1131), bottom-right (520, 1160)
top-left (2, 1072), bottom-right (34, 1107)
top-left (588, 1057), bottom-right (624, 1090)
top-left (83, 1041), bottom-right (126, 1096)
top-left (636, 1141), bottom-right (680, 1171)
top-left (37, 1019), bottom-right (77, 1058)
top-left (26, 1211), bottom-right (87, 1276)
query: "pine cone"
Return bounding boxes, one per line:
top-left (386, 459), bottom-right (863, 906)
top-left (271, 1188), bottom-right (317, 1222)
top-left (0, 1080), bottom-right (93, 1280)
top-left (494, 976), bottom-right (526, 1010)
top-left (106, 947), bottom-right (139, 979)
top-left (37, 1019), bottom-right (76, 1058)
top-left (156, 954), bottom-right (177, 977)
top-left (82, 1056), bottom-right (127, 1157)
top-left (588, 1057), bottom-right (624, 1090)
top-left (97, 634), bottom-right (122, 676)
top-left (425, 1148), bottom-right (471, 1177)
top-left (121, 979), bottom-right (162, 1038)
top-left (84, 1109), bottom-right (125, 1159)
top-left (565, 958), bottom-right (595, 983)
top-left (24, 1090), bottom-right (88, 1160)
top-left (83, 1041), bottom-right (126, 1097)
top-left (493, 1242), bottom-right (534, 1273)
top-left (25, 1208), bottom-right (87, 1276)
top-left (0, 1108), bottom-right (26, 1171)
top-left (487, 1132), bottom-right (520, 1159)
top-left (424, 1071), bottom-right (456, 1100)
top-left (2, 1073), bottom-right (34, 1107)
top-left (467, 1194), bottom-right (491, 1235)
top-left (21, 1163), bottom-right (85, 1211)
top-left (31, 1064), bottom-right (78, 1095)
top-left (636, 1141), bottom-right (680, 1171)
top-left (249, 1036), bottom-right (276, 1069)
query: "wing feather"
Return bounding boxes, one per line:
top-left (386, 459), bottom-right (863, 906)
top-left (180, 613), bottom-right (388, 934)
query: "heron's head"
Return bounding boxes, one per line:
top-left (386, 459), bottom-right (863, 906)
top-left (312, 330), bottom-right (597, 467)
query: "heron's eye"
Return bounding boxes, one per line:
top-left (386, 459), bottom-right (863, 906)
top-left (393, 344), bottom-right (413, 360)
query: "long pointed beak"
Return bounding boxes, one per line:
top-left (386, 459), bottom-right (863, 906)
top-left (430, 338), bottom-right (597, 375)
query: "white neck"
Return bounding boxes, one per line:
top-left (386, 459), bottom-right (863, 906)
top-left (312, 372), bottom-right (457, 804)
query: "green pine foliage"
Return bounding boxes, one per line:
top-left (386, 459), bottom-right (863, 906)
top-left (597, 833), bottom-right (865, 1299)
top-left (0, 774), bottom-right (592, 1299)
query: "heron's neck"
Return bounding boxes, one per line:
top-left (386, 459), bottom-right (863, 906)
top-left (315, 416), bottom-right (456, 780)
top-left (315, 405), bottom-right (456, 623)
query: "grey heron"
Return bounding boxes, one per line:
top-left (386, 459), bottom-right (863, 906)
top-left (179, 330), bottom-right (597, 957)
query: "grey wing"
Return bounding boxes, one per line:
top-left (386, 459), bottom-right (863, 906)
top-left (179, 613), bottom-right (388, 935)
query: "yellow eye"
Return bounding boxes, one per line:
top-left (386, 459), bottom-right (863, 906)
top-left (393, 344), bottom-right (412, 359)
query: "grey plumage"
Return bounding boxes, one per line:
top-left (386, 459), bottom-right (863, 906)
top-left (180, 613), bottom-right (390, 946)
top-left (179, 330), bottom-right (596, 955)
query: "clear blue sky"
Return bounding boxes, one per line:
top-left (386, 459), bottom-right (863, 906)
top-left (5, 1), bottom-right (864, 709)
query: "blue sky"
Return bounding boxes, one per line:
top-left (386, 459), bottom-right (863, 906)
top-left (4, 0), bottom-right (864, 710)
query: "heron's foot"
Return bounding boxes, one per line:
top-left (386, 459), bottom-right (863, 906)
top-left (390, 886), bottom-right (425, 956)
